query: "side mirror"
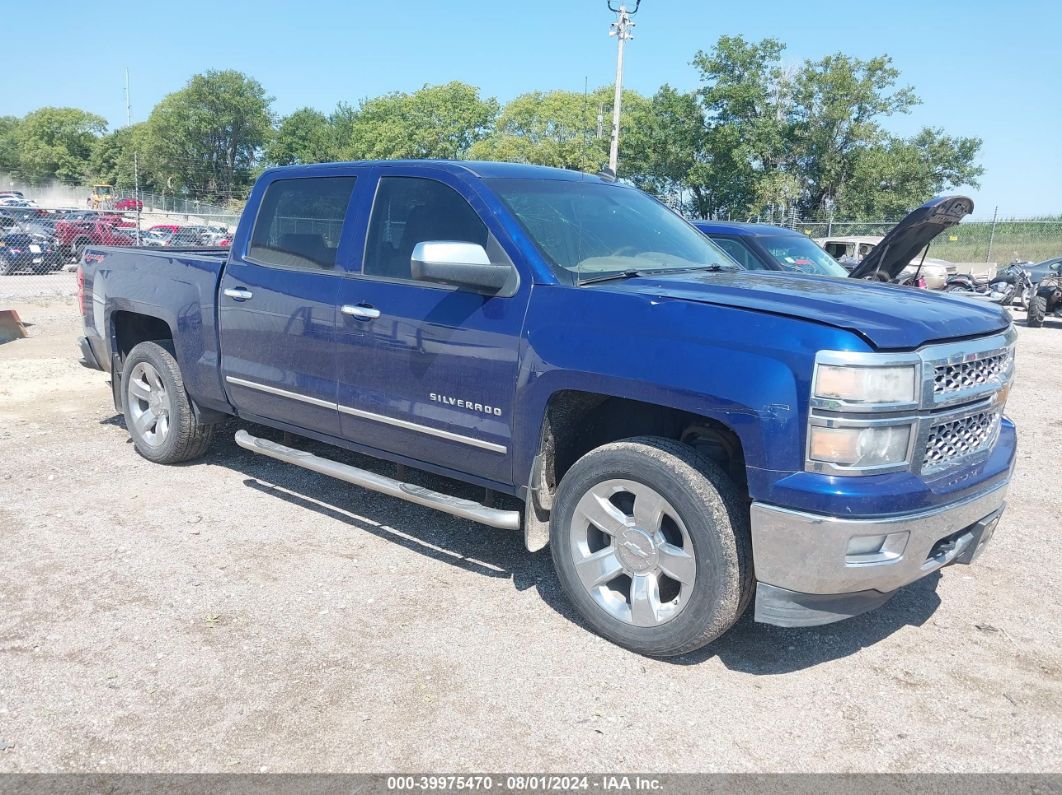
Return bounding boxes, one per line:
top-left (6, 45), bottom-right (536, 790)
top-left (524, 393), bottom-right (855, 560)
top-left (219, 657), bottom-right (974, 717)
top-left (411, 241), bottom-right (511, 292)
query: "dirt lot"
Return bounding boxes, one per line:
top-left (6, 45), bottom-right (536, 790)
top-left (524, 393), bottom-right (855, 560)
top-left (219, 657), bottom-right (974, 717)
top-left (0, 288), bottom-right (1060, 773)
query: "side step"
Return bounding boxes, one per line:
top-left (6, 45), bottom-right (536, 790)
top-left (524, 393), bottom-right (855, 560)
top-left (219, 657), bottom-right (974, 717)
top-left (234, 430), bottom-right (522, 531)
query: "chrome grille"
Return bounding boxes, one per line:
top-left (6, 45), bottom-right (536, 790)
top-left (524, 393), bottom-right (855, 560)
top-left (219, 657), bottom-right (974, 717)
top-left (934, 351), bottom-right (1011, 395)
top-left (923, 410), bottom-right (1001, 471)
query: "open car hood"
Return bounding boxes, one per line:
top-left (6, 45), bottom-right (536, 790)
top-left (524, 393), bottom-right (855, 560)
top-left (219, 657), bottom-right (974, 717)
top-left (849, 196), bottom-right (974, 281)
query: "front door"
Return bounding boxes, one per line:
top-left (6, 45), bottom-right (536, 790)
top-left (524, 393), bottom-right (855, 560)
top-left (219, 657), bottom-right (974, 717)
top-left (335, 171), bottom-right (529, 485)
top-left (219, 174), bottom-right (361, 437)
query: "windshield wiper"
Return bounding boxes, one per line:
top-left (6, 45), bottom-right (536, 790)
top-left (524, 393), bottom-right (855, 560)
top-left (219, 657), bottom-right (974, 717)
top-left (578, 263), bottom-right (738, 285)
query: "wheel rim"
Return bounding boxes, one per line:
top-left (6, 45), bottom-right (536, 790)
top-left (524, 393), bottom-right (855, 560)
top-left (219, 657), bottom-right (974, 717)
top-left (569, 479), bottom-right (697, 627)
top-left (127, 362), bottom-right (171, 447)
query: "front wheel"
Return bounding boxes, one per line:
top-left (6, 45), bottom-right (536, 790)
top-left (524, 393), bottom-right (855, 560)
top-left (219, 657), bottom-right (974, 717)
top-left (122, 341), bottom-right (216, 464)
top-left (1027, 295), bottom-right (1047, 327)
top-left (549, 436), bottom-right (752, 657)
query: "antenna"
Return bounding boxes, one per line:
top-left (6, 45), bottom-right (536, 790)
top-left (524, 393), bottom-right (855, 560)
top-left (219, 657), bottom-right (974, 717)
top-left (125, 68), bottom-right (142, 245)
top-left (606, 2), bottom-right (640, 174)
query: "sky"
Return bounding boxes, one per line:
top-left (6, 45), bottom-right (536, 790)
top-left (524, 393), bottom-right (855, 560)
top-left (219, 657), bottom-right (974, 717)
top-left (3, 0), bottom-right (1060, 218)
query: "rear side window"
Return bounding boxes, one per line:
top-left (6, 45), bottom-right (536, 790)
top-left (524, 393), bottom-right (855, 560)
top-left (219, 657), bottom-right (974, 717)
top-left (364, 177), bottom-right (488, 280)
top-left (248, 176), bottom-right (356, 270)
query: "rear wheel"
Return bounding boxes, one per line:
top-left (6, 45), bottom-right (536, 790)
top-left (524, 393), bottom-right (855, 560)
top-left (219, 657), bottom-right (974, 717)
top-left (1027, 295), bottom-right (1047, 327)
top-left (549, 436), bottom-right (752, 657)
top-left (122, 341), bottom-right (216, 464)
top-left (1017, 286), bottom-right (1032, 310)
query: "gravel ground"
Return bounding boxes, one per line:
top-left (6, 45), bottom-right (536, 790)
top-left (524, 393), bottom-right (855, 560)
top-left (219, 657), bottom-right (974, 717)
top-left (0, 291), bottom-right (1060, 773)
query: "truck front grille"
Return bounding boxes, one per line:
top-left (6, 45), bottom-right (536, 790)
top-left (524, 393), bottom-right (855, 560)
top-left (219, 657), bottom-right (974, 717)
top-left (933, 351), bottom-right (1011, 396)
top-left (923, 409), bottom-right (1001, 472)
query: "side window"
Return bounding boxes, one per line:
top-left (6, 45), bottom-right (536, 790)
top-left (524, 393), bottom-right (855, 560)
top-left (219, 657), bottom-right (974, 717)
top-left (823, 242), bottom-right (845, 259)
top-left (712, 237), bottom-right (762, 270)
top-left (364, 177), bottom-right (489, 280)
top-left (248, 176), bottom-right (356, 270)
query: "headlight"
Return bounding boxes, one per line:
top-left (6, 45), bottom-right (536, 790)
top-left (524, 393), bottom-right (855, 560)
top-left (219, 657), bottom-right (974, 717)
top-left (814, 363), bottom-right (917, 406)
top-left (807, 424), bottom-right (913, 469)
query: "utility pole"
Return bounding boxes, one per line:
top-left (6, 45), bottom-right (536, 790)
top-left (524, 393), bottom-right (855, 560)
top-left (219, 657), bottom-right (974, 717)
top-left (125, 67), bottom-right (141, 245)
top-left (986, 205), bottom-right (999, 263)
top-left (607, 1), bottom-right (640, 175)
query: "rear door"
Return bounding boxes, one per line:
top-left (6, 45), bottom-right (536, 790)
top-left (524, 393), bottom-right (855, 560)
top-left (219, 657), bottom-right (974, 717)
top-left (219, 173), bottom-right (363, 437)
top-left (334, 169), bottom-right (530, 485)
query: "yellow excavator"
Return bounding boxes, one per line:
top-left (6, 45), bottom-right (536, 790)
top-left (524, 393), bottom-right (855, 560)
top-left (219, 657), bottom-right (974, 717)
top-left (88, 184), bottom-right (114, 209)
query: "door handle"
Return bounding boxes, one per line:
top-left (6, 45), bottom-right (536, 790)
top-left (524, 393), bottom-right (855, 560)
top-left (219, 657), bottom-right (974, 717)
top-left (341, 304), bottom-right (381, 320)
top-left (223, 287), bottom-right (253, 301)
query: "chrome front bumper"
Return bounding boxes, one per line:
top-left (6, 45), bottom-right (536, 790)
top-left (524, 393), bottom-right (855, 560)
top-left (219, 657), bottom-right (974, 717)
top-left (750, 481), bottom-right (1008, 626)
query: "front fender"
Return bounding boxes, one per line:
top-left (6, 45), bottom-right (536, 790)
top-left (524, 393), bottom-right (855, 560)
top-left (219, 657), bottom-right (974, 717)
top-left (513, 285), bottom-right (869, 495)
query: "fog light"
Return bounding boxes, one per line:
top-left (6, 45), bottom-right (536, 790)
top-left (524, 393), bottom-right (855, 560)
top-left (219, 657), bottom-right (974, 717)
top-left (845, 531), bottom-right (909, 564)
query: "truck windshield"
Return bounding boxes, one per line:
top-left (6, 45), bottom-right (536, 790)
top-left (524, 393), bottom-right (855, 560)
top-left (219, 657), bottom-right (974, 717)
top-left (759, 235), bottom-right (849, 277)
top-left (489, 178), bottom-right (740, 284)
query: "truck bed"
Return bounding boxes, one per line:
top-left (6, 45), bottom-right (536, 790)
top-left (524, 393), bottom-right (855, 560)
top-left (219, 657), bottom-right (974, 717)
top-left (79, 244), bottom-right (231, 414)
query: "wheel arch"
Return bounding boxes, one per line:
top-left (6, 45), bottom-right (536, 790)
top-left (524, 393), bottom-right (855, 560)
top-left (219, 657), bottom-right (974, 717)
top-left (520, 386), bottom-right (751, 552)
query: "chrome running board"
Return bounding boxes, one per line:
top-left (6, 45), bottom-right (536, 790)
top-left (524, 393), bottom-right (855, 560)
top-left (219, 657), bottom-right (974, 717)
top-left (234, 430), bottom-right (521, 531)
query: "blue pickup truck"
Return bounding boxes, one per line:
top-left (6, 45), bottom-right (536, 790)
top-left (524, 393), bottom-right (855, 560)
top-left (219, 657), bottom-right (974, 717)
top-left (77, 161), bottom-right (1016, 656)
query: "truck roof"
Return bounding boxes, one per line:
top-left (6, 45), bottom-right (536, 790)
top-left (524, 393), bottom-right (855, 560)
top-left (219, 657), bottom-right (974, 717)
top-left (262, 160), bottom-right (612, 183)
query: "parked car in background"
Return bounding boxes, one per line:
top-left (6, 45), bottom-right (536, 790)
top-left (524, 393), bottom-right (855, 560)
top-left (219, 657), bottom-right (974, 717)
top-left (149, 224), bottom-right (183, 234)
top-left (54, 219), bottom-right (136, 259)
top-left (816, 235), bottom-right (953, 289)
top-left (0, 232), bottom-right (64, 274)
top-left (170, 228), bottom-right (211, 246)
top-left (1024, 257), bottom-right (1062, 287)
top-left (139, 229), bottom-right (174, 247)
top-left (694, 222), bottom-right (848, 277)
top-left (114, 197), bottom-right (143, 212)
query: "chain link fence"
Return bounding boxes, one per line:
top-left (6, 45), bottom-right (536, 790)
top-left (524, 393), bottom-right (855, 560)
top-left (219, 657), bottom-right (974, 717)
top-left (2, 178), bottom-right (1061, 304)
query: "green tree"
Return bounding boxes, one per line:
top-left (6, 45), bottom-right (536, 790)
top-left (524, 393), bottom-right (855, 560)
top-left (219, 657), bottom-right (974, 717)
top-left (0, 116), bottom-right (20, 173)
top-left (685, 35), bottom-right (982, 220)
top-left (841, 128), bottom-right (984, 218)
top-left (339, 82), bottom-right (497, 161)
top-left (790, 52), bottom-right (919, 216)
top-left (621, 86), bottom-right (705, 210)
top-left (470, 86), bottom-right (648, 173)
top-left (266, 107), bottom-right (339, 165)
top-left (90, 124), bottom-right (152, 189)
top-left (14, 107), bottom-right (107, 184)
top-left (141, 70), bottom-right (273, 201)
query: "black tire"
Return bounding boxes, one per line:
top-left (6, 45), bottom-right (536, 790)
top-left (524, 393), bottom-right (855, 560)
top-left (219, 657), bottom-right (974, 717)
top-left (549, 436), bottom-right (752, 657)
top-left (121, 341), bottom-right (215, 464)
top-left (1027, 295), bottom-right (1047, 327)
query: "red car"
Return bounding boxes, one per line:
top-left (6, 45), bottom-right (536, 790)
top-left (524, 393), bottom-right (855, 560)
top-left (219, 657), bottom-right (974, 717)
top-left (114, 197), bottom-right (143, 212)
top-left (55, 219), bottom-right (136, 259)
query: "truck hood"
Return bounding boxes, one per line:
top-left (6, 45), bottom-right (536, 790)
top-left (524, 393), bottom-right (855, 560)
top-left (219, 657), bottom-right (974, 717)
top-left (849, 195), bottom-right (974, 281)
top-left (591, 270), bottom-right (1010, 350)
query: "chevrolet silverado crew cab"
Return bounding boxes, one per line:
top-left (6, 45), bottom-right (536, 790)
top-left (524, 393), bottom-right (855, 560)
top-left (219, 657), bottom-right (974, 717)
top-left (77, 162), bottom-right (1016, 656)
